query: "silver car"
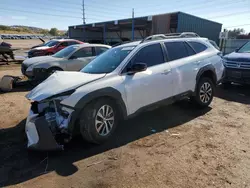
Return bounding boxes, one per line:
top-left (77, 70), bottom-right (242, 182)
top-left (21, 44), bottom-right (111, 80)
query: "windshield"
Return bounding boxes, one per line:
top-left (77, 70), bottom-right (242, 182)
top-left (81, 46), bottom-right (135, 74)
top-left (238, 42), bottom-right (250, 53)
top-left (43, 40), bottom-right (59, 47)
top-left (52, 45), bottom-right (79, 58)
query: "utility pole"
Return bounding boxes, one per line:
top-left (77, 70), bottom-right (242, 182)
top-left (82, 0), bottom-right (86, 24)
top-left (132, 8), bottom-right (134, 41)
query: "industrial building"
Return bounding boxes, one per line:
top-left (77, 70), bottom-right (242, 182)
top-left (68, 11), bottom-right (222, 44)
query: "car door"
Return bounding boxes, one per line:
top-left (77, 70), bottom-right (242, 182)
top-left (66, 47), bottom-right (95, 71)
top-left (122, 43), bottom-right (173, 115)
top-left (164, 41), bottom-right (197, 95)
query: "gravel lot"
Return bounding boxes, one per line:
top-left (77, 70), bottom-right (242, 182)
top-left (0, 65), bottom-right (250, 188)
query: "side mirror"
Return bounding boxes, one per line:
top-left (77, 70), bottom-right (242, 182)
top-left (127, 63), bottom-right (147, 75)
top-left (235, 48), bottom-right (239, 52)
top-left (69, 56), bottom-right (77, 60)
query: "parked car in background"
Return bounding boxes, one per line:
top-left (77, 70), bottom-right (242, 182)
top-left (222, 41), bottom-right (250, 85)
top-left (25, 34), bottom-right (224, 150)
top-left (28, 39), bottom-right (83, 58)
top-left (22, 44), bottom-right (110, 80)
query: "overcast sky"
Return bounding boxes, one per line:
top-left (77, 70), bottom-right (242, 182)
top-left (0, 0), bottom-right (250, 32)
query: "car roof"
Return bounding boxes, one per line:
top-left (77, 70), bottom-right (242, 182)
top-left (50, 39), bottom-right (79, 42)
top-left (75, 43), bottom-right (111, 48)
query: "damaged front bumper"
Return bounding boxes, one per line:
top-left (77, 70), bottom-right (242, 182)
top-left (25, 100), bottom-right (74, 151)
top-left (26, 110), bottom-right (64, 150)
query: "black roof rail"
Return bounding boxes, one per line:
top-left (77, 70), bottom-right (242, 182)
top-left (140, 32), bottom-right (200, 43)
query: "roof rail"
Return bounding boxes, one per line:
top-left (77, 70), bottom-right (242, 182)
top-left (140, 32), bottom-right (200, 43)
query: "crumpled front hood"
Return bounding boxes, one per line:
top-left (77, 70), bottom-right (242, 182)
top-left (26, 71), bottom-right (106, 101)
top-left (224, 52), bottom-right (250, 62)
top-left (23, 56), bottom-right (58, 67)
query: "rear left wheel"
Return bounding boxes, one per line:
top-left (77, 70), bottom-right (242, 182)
top-left (191, 77), bottom-right (214, 108)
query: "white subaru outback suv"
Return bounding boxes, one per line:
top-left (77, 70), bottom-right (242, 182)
top-left (25, 35), bottom-right (224, 150)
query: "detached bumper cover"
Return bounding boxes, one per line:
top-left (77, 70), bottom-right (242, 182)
top-left (25, 111), bottom-right (63, 151)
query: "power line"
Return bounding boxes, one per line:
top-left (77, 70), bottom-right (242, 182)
top-left (224, 24), bottom-right (250, 28)
top-left (185, 0), bottom-right (247, 13)
top-left (135, 0), bottom-right (216, 13)
top-left (28, 0), bottom-right (81, 9)
top-left (207, 10), bottom-right (250, 19)
top-left (85, 0), bottom-right (134, 8)
top-left (1, 2), bottom-right (82, 15)
top-left (0, 8), bottom-right (82, 19)
top-left (33, 0), bottom-right (82, 7)
top-left (83, 0), bottom-right (246, 20)
top-left (134, 0), bottom-right (246, 14)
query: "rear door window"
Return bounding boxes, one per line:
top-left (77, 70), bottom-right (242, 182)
top-left (132, 43), bottom-right (164, 67)
top-left (96, 47), bottom-right (109, 55)
top-left (184, 43), bottom-right (196, 56)
top-left (164, 42), bottom-right (190, 61)
top-left (59, 42), bottom-right (69, 47)
top-left (68, 41), bottom-right (81, 45)
top-left (188, 41), bottom-right (207, 53)
top-left (72, 47), bottom-right (94, 58)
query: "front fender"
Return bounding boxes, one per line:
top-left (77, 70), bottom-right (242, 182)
top-left (62, 87), bottom-right (127, 134)
top-left (34, 62), bottom-right (62, 70)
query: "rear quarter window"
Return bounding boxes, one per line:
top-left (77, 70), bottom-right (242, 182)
top-left (188, 41), bottom-right (208, 53)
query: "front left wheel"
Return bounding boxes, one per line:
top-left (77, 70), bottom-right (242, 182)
top-left (79, 98), bottom-right (119, 144)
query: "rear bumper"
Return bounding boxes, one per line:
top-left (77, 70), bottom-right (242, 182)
top-left (25, 110), bottom-right (64, 151)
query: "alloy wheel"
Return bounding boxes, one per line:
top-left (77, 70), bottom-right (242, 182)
top-left (95, 105), bottom-right (114, 136)
top-left (199, 82), bottom-right (212, 103)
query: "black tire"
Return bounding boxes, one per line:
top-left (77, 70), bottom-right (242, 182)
top-left (191, 77), bottom-right (215, 108)
top-left (79, 98), bottom-right (119, 144)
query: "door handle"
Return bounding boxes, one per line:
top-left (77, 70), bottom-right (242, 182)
top-left (161, 69), bottom-right (171, 75)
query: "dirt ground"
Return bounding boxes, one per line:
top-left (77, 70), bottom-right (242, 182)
top-left (0, 65), bottom-right (250, 188)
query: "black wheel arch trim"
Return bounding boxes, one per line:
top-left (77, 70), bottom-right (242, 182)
top-left (67, 87), bottom-right (127, 133)
top-left (196, 64), bottom-right (217, 84)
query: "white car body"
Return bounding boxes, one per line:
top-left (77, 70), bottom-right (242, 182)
top-left (25, 37), bottom-right (224, 150)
